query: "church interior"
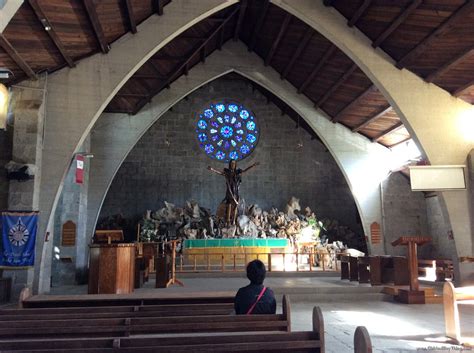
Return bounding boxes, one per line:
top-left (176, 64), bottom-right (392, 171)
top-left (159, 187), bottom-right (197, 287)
top-left (0, 0), bottom-right (473, 352)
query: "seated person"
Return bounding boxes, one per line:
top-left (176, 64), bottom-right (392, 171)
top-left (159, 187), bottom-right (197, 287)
top-left (234, 259), bottom-right (276, 315)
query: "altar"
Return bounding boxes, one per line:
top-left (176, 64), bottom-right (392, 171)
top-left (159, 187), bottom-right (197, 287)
top-left (182, 238), bottom-right (289, 270)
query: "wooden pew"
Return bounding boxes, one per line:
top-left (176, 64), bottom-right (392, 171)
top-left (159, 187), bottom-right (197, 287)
top-left (443, 282), bottom-right (474, 345)
top-left (418, 259), bottom-right (454, 281)
top-left (0, 296), bottom-right (291, 339)
top-left (0, 307), bottom-right (374, 353)
top-left (0, 302), bottom-right (235, 320)
top-left (20, 289), bottom-right (235, 308)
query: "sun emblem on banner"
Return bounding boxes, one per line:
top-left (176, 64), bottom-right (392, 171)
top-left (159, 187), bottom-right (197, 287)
top-left (8, 219), bottom-right (30, 247)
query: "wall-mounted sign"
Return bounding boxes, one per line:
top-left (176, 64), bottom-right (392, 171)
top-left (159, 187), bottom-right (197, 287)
top-left (409, 165), bottom-right (466, 191)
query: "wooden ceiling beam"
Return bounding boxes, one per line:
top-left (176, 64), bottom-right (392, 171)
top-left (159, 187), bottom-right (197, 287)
top-left (133, 74), bottom-right (166, 80)
top-left (83, 0), bottom-right (109, 53)
top-left (372, 121), bottom-right (404, 142)
top-left (28, 0), bottom-right (75, 68)
top-left (0, 34), bottom-right (37, 80)
top-left (331, 85), bottom-right (376, 123)
top-left (352, 105), bottom-right (392, 132)
top-left (124, 0), bottom-right (137, 34)
top-left (234, 0), bottom-right (248, 41)
top-left (116, 92), bottom-right (148, 97)
top-left (281, 27), bottom-right (312, 80)
top-left (372, 0), bottom-right (422, 48)
top-left (298, 45), bottom-right (336, 93)
top-left (426, 47), bottom-right (474, 83)
top-left (265, 13), bottom-right (291, 66)
top-left (153, 0), bottom-right (164, 16)
top-left (248, 0), bottom-right (269, 52)
top-left (452, 78), bottom-right (474, 97)
top-left (315, 63), bottom-right (357, 109)
top-left (348, 0), bottom-right (372, 27)
top-left (132, 7), bottom-right (239, 114)
top-left (396, 1), bottom-right (474, 69)
top-left (388, 136), bottom-right (412, 148)
top-left (323, 0), bottom-right (335, 6)
top-left (104, 107), bottom-right (134, 114)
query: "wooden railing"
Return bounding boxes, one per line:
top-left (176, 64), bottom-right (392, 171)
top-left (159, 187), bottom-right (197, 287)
top-left (176, 250), bottom-right (340, 273)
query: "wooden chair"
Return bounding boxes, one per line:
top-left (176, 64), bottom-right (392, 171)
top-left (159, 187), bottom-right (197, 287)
top-left (443, 281), bottom-right (474, 345)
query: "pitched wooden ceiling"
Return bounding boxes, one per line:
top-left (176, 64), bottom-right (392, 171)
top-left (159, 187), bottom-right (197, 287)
top-left (1, 0), bottom-right (473, 149)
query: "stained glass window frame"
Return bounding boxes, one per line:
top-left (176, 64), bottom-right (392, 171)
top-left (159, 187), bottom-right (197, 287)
top-left (195, 100), bottom-right (260, 162)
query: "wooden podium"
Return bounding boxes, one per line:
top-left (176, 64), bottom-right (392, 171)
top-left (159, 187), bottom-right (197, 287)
top-left (88, 243), bottom-right (135, 294)
top-left (391, 236), bottom-right (431, 304)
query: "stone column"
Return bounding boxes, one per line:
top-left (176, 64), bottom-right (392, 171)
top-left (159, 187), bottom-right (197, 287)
top-left (51, 137), bottom-right (90, 287)
top-left (6, 77), bottom-right (46, 298)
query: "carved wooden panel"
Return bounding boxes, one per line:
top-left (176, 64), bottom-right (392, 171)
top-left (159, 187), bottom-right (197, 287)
top-left (62, 220), bottom-right (76, 247)
top-left (370, 222), bottom-right (382, 245)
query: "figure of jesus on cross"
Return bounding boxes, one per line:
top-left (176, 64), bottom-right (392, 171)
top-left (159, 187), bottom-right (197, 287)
top-left (208, 160), bottom-right (259, 226)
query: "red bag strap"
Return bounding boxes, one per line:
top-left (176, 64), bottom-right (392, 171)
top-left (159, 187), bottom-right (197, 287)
top-left (246, 287), bottom-right (267, 315)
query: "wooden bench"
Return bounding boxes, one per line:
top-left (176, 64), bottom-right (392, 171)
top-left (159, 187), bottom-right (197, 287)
top-left (418, 259), bottom-right (454, 282)
top-left (0, 306), bottom-right (374, 353)
top-left (443, 281), bottom-right (474, 345)
top-left (0, 295), bottom-right (291, 339)
top-left (20, 289), bottom-right (235, 308)
top-left (0, 302), bottom-right (235, 320)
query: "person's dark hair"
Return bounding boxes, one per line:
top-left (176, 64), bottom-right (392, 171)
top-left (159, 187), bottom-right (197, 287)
top-left (246, 259), bottom-right (266, 285)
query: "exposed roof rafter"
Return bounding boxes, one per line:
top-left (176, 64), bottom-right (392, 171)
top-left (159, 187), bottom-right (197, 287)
top-left (248, 0), bottom-right (269, 52)
top-left (153, 0), bottom-right (164, 16)
top-left (352, 105), bottom-right (392, 132)
top-left (372, 121), bottom-right (404, 142)
top-left (83, 0), bottom-right (109, 53)
top-left (396, 1), bottom-right (474, 69)
top-left (234, 0), bottom-right (247, 41)
top-left (0, 34), bottom-right (37, 80)
top-left (124, 0), bottom-right (137, 34)
top-left (331, 85), bottom-right (376, 123)
top-left (281, 27), bottom-right (312, 80)
top-left (29, 0), bottom-right (75, 68)
top-left (426, 47), bottom-right (474, 83)
top-left (265, 13), bottom-right (291, 66)
top-left (298, 45), bottom-right (336, 93)
top-left (132, 7), bottom-right (239, 114)
top-left (315, 63), bottom-right (357, 109)
top-left (452, 79), bottom-right (474, 97)
top-left (348, 0), bottom-right (372, 27)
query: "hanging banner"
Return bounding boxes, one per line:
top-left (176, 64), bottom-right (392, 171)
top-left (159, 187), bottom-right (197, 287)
top-left (0, 211), bottom-right (38, 268)
top-left (76, 155), bottom-right (84, 184)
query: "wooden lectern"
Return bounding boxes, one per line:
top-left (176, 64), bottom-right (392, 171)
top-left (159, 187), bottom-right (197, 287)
top-left (391, 236), bottom-right (431, 304)
top-left (88, 243), bottom-right (135, 294)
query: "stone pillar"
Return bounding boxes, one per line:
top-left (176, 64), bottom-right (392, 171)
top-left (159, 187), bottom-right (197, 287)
top-left (51, 137), bottom-right (90, 286)
top-left (0, 128), bottom-right (12, 209)
top-left (5, 78), bottom-right (46, 298)
top-left (463, 150), bottom-right (474, 285)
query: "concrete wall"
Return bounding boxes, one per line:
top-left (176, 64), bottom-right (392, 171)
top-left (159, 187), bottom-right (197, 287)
top-left (99, 78), bottom-right (362, 237)
top-left (0, 128), bottom-right (12, 210)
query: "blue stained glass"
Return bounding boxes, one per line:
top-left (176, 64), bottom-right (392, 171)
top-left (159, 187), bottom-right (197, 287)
top-left (228, 104), bottom-right (238, 112)
top-left (220, 126), bottom-right (233, 138)
top-left (196, 101), bottom-right (259, 162)
top-left (216, 151), bottom-right (225, 160)
top-left (197, 120), bottom-right (207, 129)
top-left (240, 145), bottom-right (250, 154)
top-left (246, 134), bottom-right (256, 143)
top-left (204, 109), bottom-right (213, 118)
top-left (240, 110), bottom-right (249, 119)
